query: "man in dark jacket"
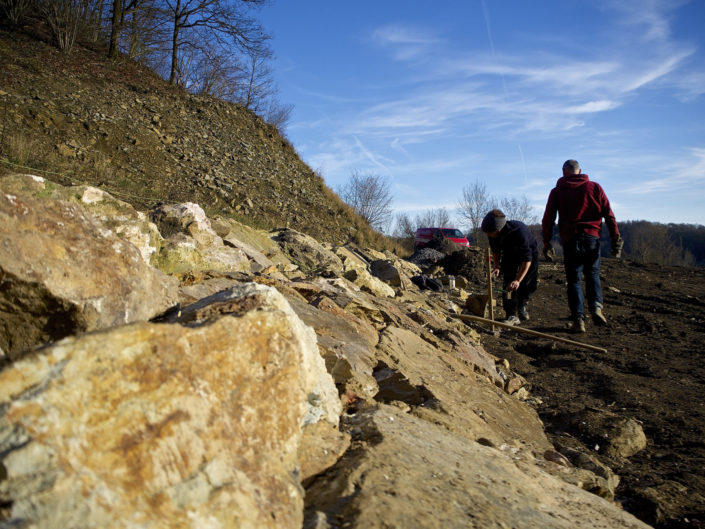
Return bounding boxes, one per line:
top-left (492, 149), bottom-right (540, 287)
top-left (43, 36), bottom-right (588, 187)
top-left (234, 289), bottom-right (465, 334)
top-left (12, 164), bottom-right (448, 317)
top-left (541, 159), bottom-right (623, 333)
top-left (482, 209), bottom-right (538, 325)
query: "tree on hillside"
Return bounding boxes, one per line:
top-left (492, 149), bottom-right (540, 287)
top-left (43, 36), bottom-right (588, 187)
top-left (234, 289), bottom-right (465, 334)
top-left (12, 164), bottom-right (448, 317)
top-left (235, 47), bottom-right (294, 130)
top-left (457, 180), bottom-right (492, 245)
top-left (338, 172), bottom-right (393, 231)
top-left (1, 0), bottom-right (33, 27)
top-left (39, 0), bottom-right (84, 52)
top-left (108, 0), bottom-right (144, 59)
top-left (161, 0), bottom-right (269, 86)
top-left (121, 0), bottom-right (166, 60)
top-left (618, 221), bottom-right (696, 266)
top-left (178, 40), bottom-right (247, 99)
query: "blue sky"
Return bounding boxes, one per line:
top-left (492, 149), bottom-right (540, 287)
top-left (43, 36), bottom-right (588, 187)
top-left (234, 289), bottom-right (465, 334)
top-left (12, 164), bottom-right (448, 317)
top-left (259, 0), bottom-right (705, 228)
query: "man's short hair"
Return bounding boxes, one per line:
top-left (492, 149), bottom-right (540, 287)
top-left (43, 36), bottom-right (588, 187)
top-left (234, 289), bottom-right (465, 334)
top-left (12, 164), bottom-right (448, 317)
top-left (563, 159), bottom-right (581, 173)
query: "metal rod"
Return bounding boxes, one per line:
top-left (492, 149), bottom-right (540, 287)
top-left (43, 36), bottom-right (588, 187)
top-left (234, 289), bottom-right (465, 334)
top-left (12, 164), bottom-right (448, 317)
top-left (486, 248), bottom-right (494, 331)
top-left (451, 313), bottom-right (608, 354)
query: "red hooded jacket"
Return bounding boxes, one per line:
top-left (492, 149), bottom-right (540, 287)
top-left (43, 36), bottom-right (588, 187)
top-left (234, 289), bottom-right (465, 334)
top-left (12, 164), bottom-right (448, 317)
top-left (541, 173), bottom-right (619, 245)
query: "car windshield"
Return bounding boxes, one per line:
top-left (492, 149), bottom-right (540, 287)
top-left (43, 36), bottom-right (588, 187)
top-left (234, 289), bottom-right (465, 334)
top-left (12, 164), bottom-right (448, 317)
top-left (442, 229), bottom-right (464, 238)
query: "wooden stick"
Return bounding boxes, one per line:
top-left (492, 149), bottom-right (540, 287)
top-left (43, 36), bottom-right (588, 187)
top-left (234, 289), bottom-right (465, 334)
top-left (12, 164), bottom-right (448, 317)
top-left (451, 313), bottom-right (608, 354)
top-left (486, 248), bottom-right (494, 331)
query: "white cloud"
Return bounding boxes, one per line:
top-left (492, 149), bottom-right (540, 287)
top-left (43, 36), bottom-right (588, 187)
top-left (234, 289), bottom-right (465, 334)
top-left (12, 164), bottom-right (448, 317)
top-left (622, 147), bottom-right (705, 194)
top-left (601, 0), bottom-right (688, 42)
top-left (565, 100), bottom-right (621, 114)
top-left (674, 72), bottom-right (705, 101)
top-left (623, 49), bottom-right (694, 91)
top-left (371, 24), bottom-right (443, 61)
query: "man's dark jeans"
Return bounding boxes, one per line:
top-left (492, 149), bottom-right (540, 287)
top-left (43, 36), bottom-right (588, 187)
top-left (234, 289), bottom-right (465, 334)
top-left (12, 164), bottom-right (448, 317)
top-left (563, 234), bottom-right (603, 321)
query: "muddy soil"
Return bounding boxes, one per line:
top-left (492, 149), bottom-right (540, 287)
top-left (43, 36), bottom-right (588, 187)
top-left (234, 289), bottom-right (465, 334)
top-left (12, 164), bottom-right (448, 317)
top-left (477, 258), bottom-right (705, 528)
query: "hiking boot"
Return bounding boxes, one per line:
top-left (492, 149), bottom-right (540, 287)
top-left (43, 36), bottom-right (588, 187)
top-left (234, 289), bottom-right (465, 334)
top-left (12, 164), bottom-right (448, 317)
top-left (570, 318), bottom-right (586, 334)
top-left (503, 315), bottom-right (521, 326)
top-left (518, 305), bottom-right (530, 321)
top-left (592, 307), bottom-right (607, 326)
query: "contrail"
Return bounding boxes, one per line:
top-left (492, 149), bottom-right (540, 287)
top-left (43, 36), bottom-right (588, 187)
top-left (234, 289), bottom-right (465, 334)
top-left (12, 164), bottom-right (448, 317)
top-left (481, 0), bottom-right (508, 99)
top-left (481, 0), bottom-right (528, 182)
top-left (354, 135), bottom-right (390, 175)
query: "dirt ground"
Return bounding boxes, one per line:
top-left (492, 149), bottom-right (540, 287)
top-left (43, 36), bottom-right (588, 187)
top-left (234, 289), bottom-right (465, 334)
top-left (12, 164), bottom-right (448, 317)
top-left (476, 258), bottom-right (705, 528)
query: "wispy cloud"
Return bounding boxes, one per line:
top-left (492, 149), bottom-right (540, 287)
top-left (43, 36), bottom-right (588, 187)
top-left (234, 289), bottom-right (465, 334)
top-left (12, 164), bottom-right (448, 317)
top-left (625, 147), bottom-right (705, 194)
top-left (601, 0), bottom-right (688, 42)
top-left (623, 49), bottom-right (694, 91)
top-left (371, 24), bottom-right (442, 60)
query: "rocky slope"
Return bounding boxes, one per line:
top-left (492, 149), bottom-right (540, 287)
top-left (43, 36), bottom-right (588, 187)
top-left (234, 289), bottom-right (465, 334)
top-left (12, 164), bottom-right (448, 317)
top-left (0, 28), bottom-right (376, 246)
top-left (0, 173), bottom-right (652, 528)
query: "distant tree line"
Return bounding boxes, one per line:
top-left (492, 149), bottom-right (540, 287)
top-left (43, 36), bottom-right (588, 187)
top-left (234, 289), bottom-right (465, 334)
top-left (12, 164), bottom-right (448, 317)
top-left (541, 220), bottom-right (705, 267)
top-left (338, 174), bottom-right (540, 250)
top-left (0, 0), bottom-right (292, 131)
top-left (604, 220), bottom-right (705, 267)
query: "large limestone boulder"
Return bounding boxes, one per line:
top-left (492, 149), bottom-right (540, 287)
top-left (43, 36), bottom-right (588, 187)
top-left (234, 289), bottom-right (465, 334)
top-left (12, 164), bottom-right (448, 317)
top-left (210, 216), bottom-right (289, 267)
top-left (0, 174), bottom-right (163, 266)
top-left (161, 283), bottom-right (342, 427)
top-left (374, 325), bottom-right (549, 450)
top-left (0, 283), bottom-right (336, 528)
top-left (271, 228), bottom-right (343, 276)
top-left (287, 296), bottom-right (379, 400)
top-left (343, 267), bottom-right (396, 298)
top-left (0, 175), bottom-right (178, 356)
top-left (304, 405), bottom-right (652, 529)
top-left (149, 202), bottom-right (250, 274)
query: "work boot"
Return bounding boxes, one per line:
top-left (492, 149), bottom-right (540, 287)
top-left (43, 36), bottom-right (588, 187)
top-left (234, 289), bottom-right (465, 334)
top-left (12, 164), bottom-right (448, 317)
top-left (518, 304), bottom-right (530, 321)
top-left (591, 307), bottom-right (607, 326)
top-left (570, 318), bottom-right (586, 334)
top-left (503, 315), bottom-right (521, 326)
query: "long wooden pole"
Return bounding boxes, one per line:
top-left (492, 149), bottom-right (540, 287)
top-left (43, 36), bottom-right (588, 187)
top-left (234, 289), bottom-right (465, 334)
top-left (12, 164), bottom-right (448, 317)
top-left (486, 248), bottom-right (494, 331)
top-left (451, 313), bottom-right (608, 354)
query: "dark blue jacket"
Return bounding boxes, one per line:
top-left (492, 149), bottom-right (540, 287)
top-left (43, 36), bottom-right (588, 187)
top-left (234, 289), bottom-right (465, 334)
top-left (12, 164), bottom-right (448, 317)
top-left (489, 220), bottom-right (538, 271)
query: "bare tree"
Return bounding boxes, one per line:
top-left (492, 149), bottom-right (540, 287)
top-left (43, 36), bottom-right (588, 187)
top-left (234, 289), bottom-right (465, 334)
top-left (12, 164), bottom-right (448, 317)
top-left (108, 0), bottom-right (143, 59)
top-left (458, 180), bottom-right (492, 245)
top-left (236, 47), bottom-right (294, 131)
top-left (392, 208), bottom-right (453, 240)
top-left (121, 0), bottom-right (166, 60)
top-left (162, 0), bottom-right (269, 86)
top-left (338, 172), bottom-right (394, 231)
top-left (500, 196), bottom-right (538, 225)
top-left (414, 207), bottom-right (451, 229)
top-left (1, 0), bottom-right (33, 27)
top-left (176, 40), bottom-right (247, 98)
top-left (39, 0), bottom-right (83, 52)
top-left (262, 100), bottom-right (293, 132)
top-left (237, 47), bottom-right (273, 111)
top-left (393, 212), bottom-right (415, 239)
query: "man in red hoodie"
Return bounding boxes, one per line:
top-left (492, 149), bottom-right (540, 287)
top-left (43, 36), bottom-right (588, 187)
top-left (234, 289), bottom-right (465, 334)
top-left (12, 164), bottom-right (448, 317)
top-left (542, 160), bottom-right (623, 333)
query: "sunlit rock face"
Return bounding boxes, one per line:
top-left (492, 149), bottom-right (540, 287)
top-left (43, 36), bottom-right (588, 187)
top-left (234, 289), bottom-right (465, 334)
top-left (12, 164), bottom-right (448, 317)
top-left (0, 283), bottom-right (340, 529)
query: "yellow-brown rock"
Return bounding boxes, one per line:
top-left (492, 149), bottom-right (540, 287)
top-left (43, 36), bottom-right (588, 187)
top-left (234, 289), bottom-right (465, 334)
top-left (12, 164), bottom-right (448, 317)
top-left (0, 283), bottom-right (338, 528)
top-left (0, 174), bottom-right (178, 356)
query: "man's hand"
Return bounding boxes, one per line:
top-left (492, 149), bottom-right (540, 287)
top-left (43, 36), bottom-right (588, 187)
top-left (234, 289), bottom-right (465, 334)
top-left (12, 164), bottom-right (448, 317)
top-left (507, 280), bottom-right (520, 292)
top-left (543, 243), bottom-right (556, 262)
top-left (491, 267), bottom-right (501, 278)
top-left (611, 237), bottom-right (624, 258)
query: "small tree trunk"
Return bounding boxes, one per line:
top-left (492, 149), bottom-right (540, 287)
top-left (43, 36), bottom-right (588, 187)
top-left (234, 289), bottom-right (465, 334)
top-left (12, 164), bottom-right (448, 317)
top-left (169, 22), bottom-right (179, 84)
top-left (107, 0), bottom-right (122, 58)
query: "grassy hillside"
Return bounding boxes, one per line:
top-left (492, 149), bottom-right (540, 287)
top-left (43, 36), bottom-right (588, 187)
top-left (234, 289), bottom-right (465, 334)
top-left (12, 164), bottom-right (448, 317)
top-left (0, 27), bottom-right (393, 248)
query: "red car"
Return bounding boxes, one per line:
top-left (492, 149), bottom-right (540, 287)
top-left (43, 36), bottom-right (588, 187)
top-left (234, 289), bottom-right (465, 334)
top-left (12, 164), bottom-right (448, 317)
top-left (414, 227), bottom-right (470, 250)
